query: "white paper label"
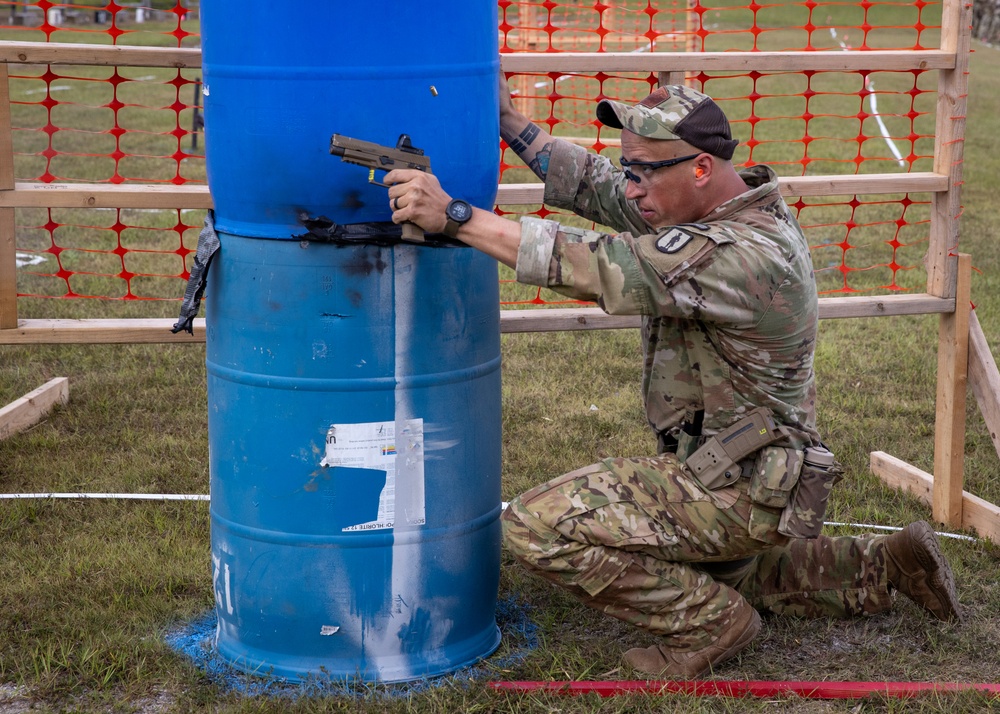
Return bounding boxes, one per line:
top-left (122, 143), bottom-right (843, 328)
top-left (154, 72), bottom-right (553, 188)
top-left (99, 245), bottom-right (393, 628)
top-left (320, 419), bottom-right (425, 532)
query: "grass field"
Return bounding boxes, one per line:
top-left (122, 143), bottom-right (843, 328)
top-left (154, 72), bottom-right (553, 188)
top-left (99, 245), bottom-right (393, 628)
top-left (2, 5), bottom-right (1000, 713)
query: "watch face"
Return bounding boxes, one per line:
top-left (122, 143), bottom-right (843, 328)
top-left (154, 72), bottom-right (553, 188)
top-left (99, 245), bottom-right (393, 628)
top-left (448, 200), bottom-right (472, 222)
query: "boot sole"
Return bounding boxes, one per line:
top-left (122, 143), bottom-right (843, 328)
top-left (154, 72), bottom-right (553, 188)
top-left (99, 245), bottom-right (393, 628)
top-left (909, 521), bottom-right (962, 622)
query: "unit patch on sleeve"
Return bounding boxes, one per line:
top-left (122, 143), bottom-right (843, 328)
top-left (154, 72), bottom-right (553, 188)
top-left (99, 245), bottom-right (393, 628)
top-left (637, 221), bottom-right (725, 288)
top-left (655, 227), bottom-right (694, 254)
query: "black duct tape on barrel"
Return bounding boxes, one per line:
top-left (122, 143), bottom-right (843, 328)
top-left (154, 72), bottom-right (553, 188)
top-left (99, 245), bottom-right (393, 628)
top-left (170, 210), bottom-right (471, 336)
top-left (294, 214), bottom-right (469, 248)
top-left (171, 210), bottom-right (220, 335)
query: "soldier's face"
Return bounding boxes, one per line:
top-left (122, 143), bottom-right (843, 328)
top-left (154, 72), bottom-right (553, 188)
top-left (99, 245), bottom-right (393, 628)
top-left (620, 131), bottom-right (702, 228)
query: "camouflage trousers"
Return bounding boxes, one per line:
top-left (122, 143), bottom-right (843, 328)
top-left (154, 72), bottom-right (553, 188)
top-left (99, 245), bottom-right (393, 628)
top-left (502, 454), bottom-right (896, 651)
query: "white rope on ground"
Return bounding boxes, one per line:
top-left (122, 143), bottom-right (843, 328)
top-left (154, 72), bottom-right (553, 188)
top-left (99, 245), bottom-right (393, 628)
top-left (823, 521), bottom-right (978, 541)
top-left (0, 492), bottom-right (209, 501)
top-left (22, 75), bottom-right (157, 96)
top-left (865, 86), bottom-right (907, 167)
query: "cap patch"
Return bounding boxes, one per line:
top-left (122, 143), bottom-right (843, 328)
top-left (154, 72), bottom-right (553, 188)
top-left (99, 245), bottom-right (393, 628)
top-left (655, 227), bottom-right (694, 254)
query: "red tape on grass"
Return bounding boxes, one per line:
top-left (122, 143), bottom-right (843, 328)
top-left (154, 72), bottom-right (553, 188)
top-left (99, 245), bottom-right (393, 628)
top-left (490, 680), bottom-right (1000, 699)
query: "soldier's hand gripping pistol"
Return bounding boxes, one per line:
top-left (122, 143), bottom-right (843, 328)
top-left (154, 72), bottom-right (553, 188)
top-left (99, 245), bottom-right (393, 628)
top-left (330, 133), bottom-right (431, 243)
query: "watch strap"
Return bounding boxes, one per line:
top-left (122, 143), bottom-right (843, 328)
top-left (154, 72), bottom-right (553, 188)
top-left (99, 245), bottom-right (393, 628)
top-left (443, 216), bottom-right (462, 238)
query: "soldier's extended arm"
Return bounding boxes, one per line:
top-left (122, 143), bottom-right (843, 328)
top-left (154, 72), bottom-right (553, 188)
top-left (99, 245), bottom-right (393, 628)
top-left (330, 133), bottom-right (431, 242)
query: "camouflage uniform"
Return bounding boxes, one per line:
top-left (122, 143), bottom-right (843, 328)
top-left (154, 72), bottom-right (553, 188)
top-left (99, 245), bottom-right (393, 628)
top-left (503, 140), bottom-right (897, 651)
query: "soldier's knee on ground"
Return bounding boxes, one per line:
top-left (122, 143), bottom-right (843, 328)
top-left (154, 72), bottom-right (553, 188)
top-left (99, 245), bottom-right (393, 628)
top-left (501, 496), bottom-right (551, 571)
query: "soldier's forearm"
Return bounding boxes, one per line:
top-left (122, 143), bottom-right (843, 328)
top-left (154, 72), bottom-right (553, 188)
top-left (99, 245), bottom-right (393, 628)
top-left (451, 208), bottom-right (522, 270)
top-left (500, 112), bottom-right (556, 182)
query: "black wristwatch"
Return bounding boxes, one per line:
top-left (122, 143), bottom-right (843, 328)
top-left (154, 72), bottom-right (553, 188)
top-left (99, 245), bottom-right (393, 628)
top-left (443, 199), bottom-right (473, 238)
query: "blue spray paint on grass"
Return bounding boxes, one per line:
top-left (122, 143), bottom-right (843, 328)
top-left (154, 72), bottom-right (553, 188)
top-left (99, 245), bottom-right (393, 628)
top-left (165, 594), bottom-right (538, 698)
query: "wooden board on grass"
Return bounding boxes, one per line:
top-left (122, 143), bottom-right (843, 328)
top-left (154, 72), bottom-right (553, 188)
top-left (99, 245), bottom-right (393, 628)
top-left (0, 378), bottom-right (70, 441)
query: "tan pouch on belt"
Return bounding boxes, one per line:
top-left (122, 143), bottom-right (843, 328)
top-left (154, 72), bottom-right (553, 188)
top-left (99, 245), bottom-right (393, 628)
top-left (777, 446), bottom-right (844, 539)
top-left (748, 446), bottom-right (804, 508)
top-left (746, 446), bottom-right (803, 541)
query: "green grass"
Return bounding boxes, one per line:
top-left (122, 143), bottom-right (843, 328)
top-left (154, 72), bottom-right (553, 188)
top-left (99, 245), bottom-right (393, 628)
top-left (2, 5), bottom-right (1000, 712)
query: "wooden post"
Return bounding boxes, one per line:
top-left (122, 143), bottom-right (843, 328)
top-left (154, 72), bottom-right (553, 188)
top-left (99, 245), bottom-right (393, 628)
top-left (924, 0), bottom-right (974, 531)
top-left (656, 0), bottom-right (697, 87)
top-left (0, 62), bottom-right (17, 330)
top-left (658, 71), bottom-right (687, 88)
top-left (685, 0), bottom-right (699, 85)
top-left (925, 0), bottom-right (972, 298)
top-left (932, 252), bottom-right (972, 527)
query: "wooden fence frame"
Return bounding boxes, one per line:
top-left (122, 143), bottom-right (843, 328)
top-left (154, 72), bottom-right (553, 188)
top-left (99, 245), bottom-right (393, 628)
top-left (2, 0), bottom-right (999, 539)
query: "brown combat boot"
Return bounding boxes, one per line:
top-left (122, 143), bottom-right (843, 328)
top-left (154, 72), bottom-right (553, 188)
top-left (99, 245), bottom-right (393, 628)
top-left (622, 599), bottom-right (760, 679)
top-left (882, 520), bottom-right (962, 622)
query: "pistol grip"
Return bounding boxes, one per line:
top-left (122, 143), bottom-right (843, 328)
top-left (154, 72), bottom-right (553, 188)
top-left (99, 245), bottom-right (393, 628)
top-left (401, 222), bottom-right (425, 243)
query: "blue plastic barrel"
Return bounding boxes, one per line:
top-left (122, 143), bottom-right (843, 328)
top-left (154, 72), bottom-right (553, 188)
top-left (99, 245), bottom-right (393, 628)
top-left (200, 4), bottom-right (500, 239)
top-left (200, 3), bottom-right (502, 683)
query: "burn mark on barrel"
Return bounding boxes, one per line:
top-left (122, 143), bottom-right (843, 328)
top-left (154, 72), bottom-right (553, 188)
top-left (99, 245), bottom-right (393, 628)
top-left (341, 250), bottom-right (388, 277)
top-left (340, 191), bottom-right (365, 210)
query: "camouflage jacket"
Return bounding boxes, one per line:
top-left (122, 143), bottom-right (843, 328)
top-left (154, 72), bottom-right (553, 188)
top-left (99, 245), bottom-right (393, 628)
top-left (515, 140), bottom-right (820, 447)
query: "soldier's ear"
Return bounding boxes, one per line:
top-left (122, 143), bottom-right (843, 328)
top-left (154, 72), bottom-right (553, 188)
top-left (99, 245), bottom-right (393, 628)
top-left (693, 155), bottom-right (712, 182)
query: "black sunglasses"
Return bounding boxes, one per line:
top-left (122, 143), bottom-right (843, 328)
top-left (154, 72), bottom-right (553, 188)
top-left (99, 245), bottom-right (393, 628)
top-left (619, 153), bottom-right (702, 184)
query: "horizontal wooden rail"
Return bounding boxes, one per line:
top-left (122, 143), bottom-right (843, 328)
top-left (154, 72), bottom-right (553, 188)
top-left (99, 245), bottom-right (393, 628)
top-left (0, 42), bottom-right (954, 74)
top-left (498, 173), bottom-right (950, 204)
top-left (0, 295), bottom-right (955, 344)
top-left (500, 50), bottom-right (955, 73)
top-left (0, 40), bottom-right (200, 68)
top-left (0, 172), bottom-right (951, 210)
top-left (0, 183), bottom-right (212, 209)
top-left (816, 293), bottom-right (955, 320)
top-left (777, 172), bottom-right (949, 198)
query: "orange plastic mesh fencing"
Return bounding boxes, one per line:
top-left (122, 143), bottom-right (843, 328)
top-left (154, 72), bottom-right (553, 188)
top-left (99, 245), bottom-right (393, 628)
top-left (4, 1), bottom-right (204, 311)
top-left (4, 0), bottom-right (952, 309)
top-left (496, 0), bottom-right (946, 305)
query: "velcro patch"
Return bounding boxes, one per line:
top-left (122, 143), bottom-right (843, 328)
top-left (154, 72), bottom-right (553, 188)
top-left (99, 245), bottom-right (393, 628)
top-left (655, 227), bottom-right (694, 254)
top-left (637, 222), bottom-right (723, 288)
